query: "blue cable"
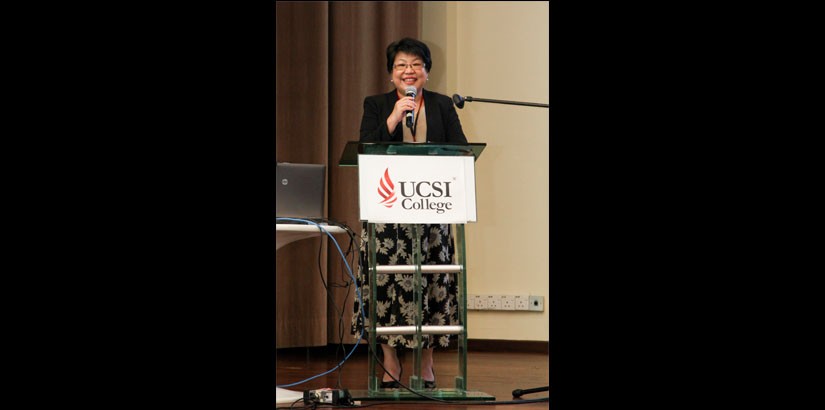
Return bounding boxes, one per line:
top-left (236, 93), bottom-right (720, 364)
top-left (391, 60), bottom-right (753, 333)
top-left (275, 217), bottom-right (366, 388)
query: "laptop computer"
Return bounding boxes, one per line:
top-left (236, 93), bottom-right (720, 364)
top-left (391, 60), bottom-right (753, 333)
top-left (276, 162), bottom-right (326, 219)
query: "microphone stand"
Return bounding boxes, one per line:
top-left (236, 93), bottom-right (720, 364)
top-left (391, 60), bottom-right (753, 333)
top-left (452, 94), bottom-right (549, 109)
top-left (452, 90), bottom-right (549, 401)
top-left (512, 385), bottom-right (550, 398)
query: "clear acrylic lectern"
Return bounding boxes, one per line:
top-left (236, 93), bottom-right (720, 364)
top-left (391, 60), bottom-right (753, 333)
top-left (339, 141), bottom-right (494, 402)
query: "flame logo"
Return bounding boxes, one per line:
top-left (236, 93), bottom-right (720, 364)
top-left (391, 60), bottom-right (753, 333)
top-left (377, 168), bottom-right (397, 208)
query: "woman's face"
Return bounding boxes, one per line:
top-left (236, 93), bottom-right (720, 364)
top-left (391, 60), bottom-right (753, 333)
top-left (391, 51), bottom-right (428, 95)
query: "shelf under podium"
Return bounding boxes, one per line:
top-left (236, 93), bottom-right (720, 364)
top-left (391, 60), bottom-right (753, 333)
top-left (275, 223), bottom-right (347, 250)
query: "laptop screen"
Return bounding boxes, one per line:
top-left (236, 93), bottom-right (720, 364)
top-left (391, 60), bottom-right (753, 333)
top-left (276, 163), bottom-right (325, 219)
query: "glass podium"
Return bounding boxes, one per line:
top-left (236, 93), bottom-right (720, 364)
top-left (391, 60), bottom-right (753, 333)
top-left (340, 142), bottom-right (494, 402)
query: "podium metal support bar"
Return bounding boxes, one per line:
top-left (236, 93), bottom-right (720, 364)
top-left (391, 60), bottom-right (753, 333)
top-left (411, 224), bottom-right (424, 391)
top-left (456, 224), bottom-right (468, 391)
top-left (367, 223), bottom-right (378, 392)
top-left (376, 264), bottom-right (463, 274)
top-left (375, 325), bottom-right (464, 335)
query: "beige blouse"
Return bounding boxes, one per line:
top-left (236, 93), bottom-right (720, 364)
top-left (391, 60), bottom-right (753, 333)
top-left (402, 103), bottom-right (427, 143)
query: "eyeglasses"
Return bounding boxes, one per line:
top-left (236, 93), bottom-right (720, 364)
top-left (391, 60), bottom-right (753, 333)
top-left (393, 62), bottom-right (425, 71)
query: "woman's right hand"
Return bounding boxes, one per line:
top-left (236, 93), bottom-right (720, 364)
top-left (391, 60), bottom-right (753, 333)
top-left (387, 96), bottom-right (416, 131)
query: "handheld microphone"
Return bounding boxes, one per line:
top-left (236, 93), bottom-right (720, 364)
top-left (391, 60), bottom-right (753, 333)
top-left (405, 86), bottom-right (417, 128)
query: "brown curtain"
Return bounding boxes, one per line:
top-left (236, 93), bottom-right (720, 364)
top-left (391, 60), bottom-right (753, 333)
top-left (275, 1), bottom-right (420, 348)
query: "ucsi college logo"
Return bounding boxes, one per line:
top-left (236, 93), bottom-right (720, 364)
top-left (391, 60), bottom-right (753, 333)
top-left (377, 168), bottom-right (397, 207)
top-left (376, 168), bottom-right (454, 214)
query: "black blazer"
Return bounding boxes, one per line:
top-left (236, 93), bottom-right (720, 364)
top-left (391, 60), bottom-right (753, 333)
top-left (359, 89), bottom-right (467, 143)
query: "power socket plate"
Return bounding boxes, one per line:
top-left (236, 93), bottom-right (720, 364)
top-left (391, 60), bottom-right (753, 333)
top-left (514, 295), bottom-right (530, 310)
top-left (528, 295), bottom-right (544, 311)
top-left (501, 295), bottom-right (515, 310)
top-left (486, 295), bottom-right (500, 310)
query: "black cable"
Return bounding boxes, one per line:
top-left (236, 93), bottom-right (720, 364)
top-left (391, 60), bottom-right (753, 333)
top-left (275, 217), bottom-right (364, 389)
top-left (336, 278), bottom-right (352, 388)
top-left (322, 219), bottom-right (359, 389)
top-left (313, 228), bottom-right (348, 389)
top-left (314, 218), bottom-right (357, 290)
top-left (311, 218), bottom-right (361, 390)
top-left (293, 219), bottom-right (354, 371)
top-left (305, 396), bottom-right (550, 408)
top-left (313, 218), bottom-right (361, 390)
top-left (274, 397), bottom-right (304, 409)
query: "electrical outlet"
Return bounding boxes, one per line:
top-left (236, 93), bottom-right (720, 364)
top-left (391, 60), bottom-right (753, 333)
top-left (514, 295), bottom-right (530, 310)
top-left (486, 295), bottom-right (500, 310)
top-left (474, 294), bottom-right (486, 310)
top-left (528, 295), bottom-right (544, 311)
top-left (501, 295), bottom-right (515, 310)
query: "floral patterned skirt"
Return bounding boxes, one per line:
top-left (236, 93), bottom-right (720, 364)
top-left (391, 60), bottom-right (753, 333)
top-left (351, 223), bottom-right (459, 349)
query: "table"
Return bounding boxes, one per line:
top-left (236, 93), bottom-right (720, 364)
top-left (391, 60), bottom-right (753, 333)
top-left (275, 223), bottom-right (348, 405)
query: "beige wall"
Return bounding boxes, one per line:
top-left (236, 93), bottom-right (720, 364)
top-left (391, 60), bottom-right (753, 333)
top-left (422, 1), bottom-right (550, 342)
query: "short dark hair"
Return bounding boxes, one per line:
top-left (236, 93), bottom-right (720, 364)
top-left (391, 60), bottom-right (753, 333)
top-left (386, 38), bottom-right (432, 73)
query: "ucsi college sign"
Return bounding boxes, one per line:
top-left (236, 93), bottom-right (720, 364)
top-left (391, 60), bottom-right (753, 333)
top-left (358, 154), bottom-right (477, 224)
